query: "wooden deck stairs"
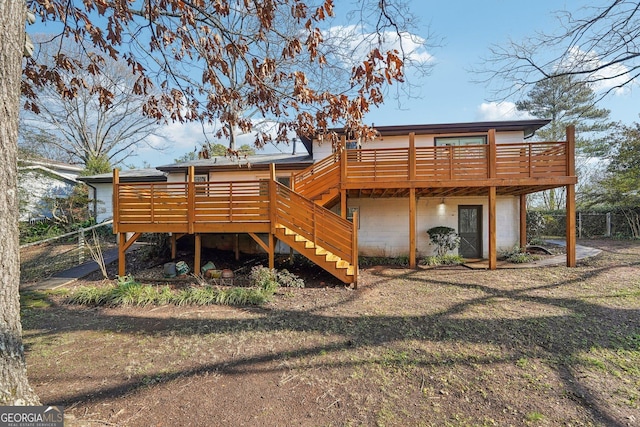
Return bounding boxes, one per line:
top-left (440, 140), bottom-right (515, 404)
top-left (274, 225), bottom-right (356, 283)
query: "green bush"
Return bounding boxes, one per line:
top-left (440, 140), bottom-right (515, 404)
top-left (426, 226), bottom-right (460, 256)
top-left (421, 254), bottom-right (465, 266)
top-left (499, 246), bottom-right (540, 264)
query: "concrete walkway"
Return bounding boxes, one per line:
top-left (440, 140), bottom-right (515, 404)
top-left (21, 244), bottom-right (141, 291)
top-left (464, 240), bottom-right (602, 270)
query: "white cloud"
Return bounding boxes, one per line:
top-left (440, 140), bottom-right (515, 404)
top-left (561, 47), bottom-right (633, 95)
top-left (476, 102), bottom-right (533, 121)
top-left (323, 25), bottom-right (434, 67)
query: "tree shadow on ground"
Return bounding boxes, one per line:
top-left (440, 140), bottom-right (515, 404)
top-left (21, 256), bottom-right (640, 426)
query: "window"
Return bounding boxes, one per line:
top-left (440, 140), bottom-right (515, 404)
top-left (347, 207), bottom-right (360, 228)
top-left (276, 176), bottom-right (290, 188)
top-left (194, 174), bottom-right (208, 194)
top-left (434, 135), bottom-right (487, 146)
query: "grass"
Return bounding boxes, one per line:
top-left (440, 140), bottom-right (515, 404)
top-left (66, 267), bottom-right (304, 307)
top-left (19, 240), bottom-right (640, 426)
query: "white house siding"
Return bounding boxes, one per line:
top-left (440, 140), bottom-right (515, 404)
top-left (92, 183), bottom-right (114, 223)
top-left (166, 170), bottom-right (294, 183)
top-left (18, 170), bottom-right (77, 222)
top-left (350, 196), bottom-right (519, 258)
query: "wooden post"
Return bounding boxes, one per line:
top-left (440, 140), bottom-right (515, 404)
top-left (566, 184), bottom-right (576, 266)
top-left (352, 210), bottom-right (358, 289)
top-left (113, 168), bottom-right (119, 234)
top-left (409, 188), bottom-right (416, 268)
top-left (520, 194), bottom-right (527, 249)
top-left (194, 233), bottom-right (201, 276)
top-left (488, 187), bottom-right (497, 270)
top-left (340, 136), bottom-right (347, 186)
top-left (187, 166), bottom-right (195, 234)
top-left (341, 190), bottom-right (347, 219)
top-left (269, 164), bottom-right (277, 233)
top-left (566, 125), bottom-right (576, 267)
top-left (268, 234), bottom-right (275, 269)
top-left (488, 129), bottom-right (496, 179)
top-left (171, 234), bottom-right (177, 260)
top-left (118, 233), bottom-right (126, 277)
top-left (235, 233), bottom-right (240, 261)
top-left (409, 132), bottom-right (416, 181)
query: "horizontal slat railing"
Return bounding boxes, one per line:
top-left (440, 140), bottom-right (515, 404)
top-left (495, 141), bottom-right (567, 178)
top-left (292, 152), bottom-right (341, 199)
top-left (193, 181), bottom-right (270, 224)
top-left (118, 182), bottom-right (189, 225)
top-left (414, 145), bottom-right (488, 181)
top-left (338, 141), bottom-right (568, 184)
top-left (274, 182), bottom-right (355, 263)
top-left (346, 148), bottom-right (410, 181)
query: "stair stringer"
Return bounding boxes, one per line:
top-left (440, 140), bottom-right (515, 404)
top-left (273, 225), bottom-right (355, 284)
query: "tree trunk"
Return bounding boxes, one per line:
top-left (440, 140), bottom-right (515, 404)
top-left (0, 0), bottom-right (41, 405)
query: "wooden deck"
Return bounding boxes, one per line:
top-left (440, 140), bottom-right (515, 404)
top-left (114, 128), bottom-right (578, 285)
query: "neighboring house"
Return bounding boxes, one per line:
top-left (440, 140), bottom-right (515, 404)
top-left (109, 119), bottom-right (578, 286)
top-left (18, 158), bottom-right (83, 222)
top-left (78, 168), bottom-right (168, 223)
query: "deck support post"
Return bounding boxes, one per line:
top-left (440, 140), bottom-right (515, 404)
top-left (520, 194), bottom-right (527, 249)
top-left (268, 234), bottom-right (275, 269)
top-left (409, 188), bottom-right (416, 268)
top-left (194, 233), bottom-right (202, 276)
top-left (566, 125), bottom-right (577, 267)
top-left (234, 233), bottom-right (240, 261)
top-left (171, 234), bottom-right (177, 259)
top-left (118, 234), bottom-right (126, 277)
top-left (118, 232), bottom-right (141, 277)
top-left (488, 187), bottom-right (497, 270)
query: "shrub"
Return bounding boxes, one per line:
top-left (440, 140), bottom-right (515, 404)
top-left (499, 246), bottom-right (540, 264)
top-left (421, 254), bottom-right (465, 267)
top-left (426, 226), bottom-right (460, 256)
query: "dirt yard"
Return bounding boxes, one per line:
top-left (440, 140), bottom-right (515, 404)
top-left (21, 240), bottom-right (640, 426)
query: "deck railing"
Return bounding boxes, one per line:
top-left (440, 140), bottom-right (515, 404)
top-left (115, 179), bottom-right (356, 266)
top-left (291, 139), bottom-right (571, 196)
top-left (274, 182), bottom-right (355, 263)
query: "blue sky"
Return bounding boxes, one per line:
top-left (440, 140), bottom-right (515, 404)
top-left (30, 1), bottom-right (640, 166)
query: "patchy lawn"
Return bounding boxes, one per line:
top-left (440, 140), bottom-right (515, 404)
top-left (21, 240), bottom-right (640, 426)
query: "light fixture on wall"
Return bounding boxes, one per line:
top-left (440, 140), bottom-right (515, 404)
top-left (440, 197), bottom-right (446, 206)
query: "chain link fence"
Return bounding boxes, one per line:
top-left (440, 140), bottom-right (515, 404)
top-left (529, 209), bottom-right (639, 240)
top-left (20, 221), bottom-right (116, 283)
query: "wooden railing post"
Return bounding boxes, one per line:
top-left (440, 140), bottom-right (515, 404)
top-left (409, 132), bottom-right (416, 181)
top-left (340, 135), bottom-right (347, 184)
top-left (187, 166), bottom-right (195, 234)
top-left (566, 125), bottom-right (576, 176)
top-left (269, 164), bottom-right (277, 233)
top-left (113, 168), bottom-right (119, 234)
top-left (488, 129), bottom-right (496, 179)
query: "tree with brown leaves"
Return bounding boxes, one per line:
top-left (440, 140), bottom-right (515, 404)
top-left (3, 0), bottom-right (428, 404)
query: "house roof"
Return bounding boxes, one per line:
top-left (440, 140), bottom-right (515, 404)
top-left (298, 119), bottom-right (552, 154)
top-left (77, 168), bottom-right (168, 184)
top-left (18, 157), bottom-right (84, 173)
top-left (156, 153), bottom-right (314, 174)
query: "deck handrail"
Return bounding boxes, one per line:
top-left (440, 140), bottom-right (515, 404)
top-left (274, 181), bottom-right (355, 264)
top-left (289, 140), bottom-right (570, 197)
top-left (291, 151), bottom-right (341, 199)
